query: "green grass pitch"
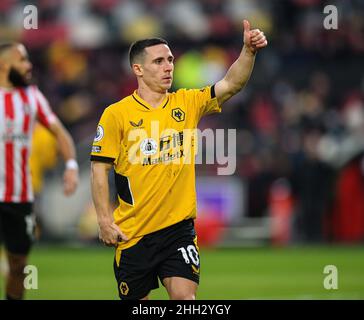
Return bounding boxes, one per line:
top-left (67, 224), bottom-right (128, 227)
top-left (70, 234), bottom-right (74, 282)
top-left (1, 245), bottom-right (363, 300)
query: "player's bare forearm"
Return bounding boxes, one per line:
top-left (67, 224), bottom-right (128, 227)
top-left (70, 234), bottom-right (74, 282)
top-left (215, 46), bottom-right (256, 105)
top-left (91, 161), bottom-right (128, 245)
top-left (48, 119), bottom-right (79, 195)
top-left (91, 161), bottom-right (113, 225)
top-left (215, 19), bottom-right (268, 106)
top-left (48, 119), bottom-right (76, 162)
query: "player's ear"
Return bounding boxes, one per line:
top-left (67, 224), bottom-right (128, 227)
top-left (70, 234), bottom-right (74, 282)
top-left (0, 49), bottom-right (12, 71)
top-left (132, 63), bottom-right (143, 77)
top-left (0, 57), bottom-right (10, 72)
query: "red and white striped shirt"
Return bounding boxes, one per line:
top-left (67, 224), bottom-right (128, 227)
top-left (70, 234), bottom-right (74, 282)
top-left (0, 85), bottom-right (56, 203)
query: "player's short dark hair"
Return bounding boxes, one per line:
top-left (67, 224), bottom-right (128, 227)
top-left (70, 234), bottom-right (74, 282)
top-left (0, 42), bottom-right (17, 55)
top-left (128, 38), bottom-right (168, 67)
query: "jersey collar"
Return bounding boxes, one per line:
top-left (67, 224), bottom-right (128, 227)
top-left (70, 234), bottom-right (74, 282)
top-left (131, 91), bottom-right (169, 111)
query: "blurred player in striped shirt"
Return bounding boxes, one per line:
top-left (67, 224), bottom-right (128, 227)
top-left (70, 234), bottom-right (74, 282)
top-left (0, 42), bottom-right (79, 300)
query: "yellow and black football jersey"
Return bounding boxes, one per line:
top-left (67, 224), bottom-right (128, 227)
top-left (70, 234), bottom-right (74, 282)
top-left (91, 85), bottom-right (221, 250)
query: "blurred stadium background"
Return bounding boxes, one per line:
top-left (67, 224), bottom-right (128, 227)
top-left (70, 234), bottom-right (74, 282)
top-left (1, 0), bottom-right (364, 299)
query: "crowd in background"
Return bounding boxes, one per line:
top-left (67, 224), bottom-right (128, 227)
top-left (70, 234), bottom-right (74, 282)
top-left (1, 0), bottom-right (364, 243)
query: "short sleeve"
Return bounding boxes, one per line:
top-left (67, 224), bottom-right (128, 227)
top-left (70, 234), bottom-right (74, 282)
top-left (186, 85), bottom-right (221, 122)
top-left (90, 107), bottom-right (122, 163)
top-left (32, 86), bottom-right (57, 128)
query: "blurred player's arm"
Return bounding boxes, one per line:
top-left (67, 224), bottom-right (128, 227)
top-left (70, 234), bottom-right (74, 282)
top-left (215, 19), bottom-right (268, 105)
top-left (47, 119), bottom-right (79, 196)
top-left (90, 161), bottom-right (128, 246)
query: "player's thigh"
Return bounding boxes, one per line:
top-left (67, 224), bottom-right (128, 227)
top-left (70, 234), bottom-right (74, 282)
top-left (162, 276), bottom-right (198, 300)
top-left (158, 233), bottom-right (201, 295)
top-left (114, 239), bottom-right (160, 300)
top-left (0, 203), bottom-right (34, 255)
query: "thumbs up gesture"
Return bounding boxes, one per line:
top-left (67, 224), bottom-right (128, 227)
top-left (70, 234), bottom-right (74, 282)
top-left (243, 20), bottom-right (268, 54)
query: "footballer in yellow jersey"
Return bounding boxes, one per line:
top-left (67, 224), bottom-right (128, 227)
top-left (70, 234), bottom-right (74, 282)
top-left (91, 21), bottom-right (267, 300)
top-left (90, 85), bottom-right (220, 250)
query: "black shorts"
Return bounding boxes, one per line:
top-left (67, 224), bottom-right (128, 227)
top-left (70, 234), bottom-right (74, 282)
top-left (114, 219), bottom-right (200, 300)
top-left (0, 202), bottom-right (35, 255)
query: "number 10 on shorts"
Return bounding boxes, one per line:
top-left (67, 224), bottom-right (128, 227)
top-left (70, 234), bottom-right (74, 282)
top-left (178, 245), bottom-right (199, 265)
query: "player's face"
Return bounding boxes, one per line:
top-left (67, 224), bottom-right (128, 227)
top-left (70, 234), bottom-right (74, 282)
top-left (8, 44), bottom-right (33, 87)
top-left (141, 44), bottom-right (174, 93)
